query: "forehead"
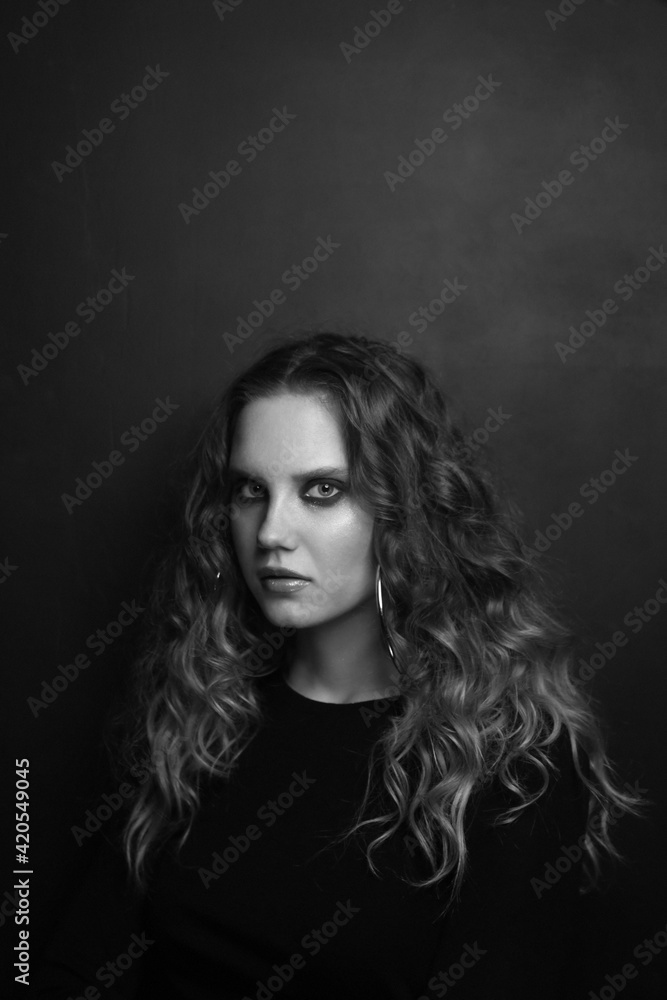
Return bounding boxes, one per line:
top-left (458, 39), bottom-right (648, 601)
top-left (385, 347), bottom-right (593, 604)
top-left (229, 393), bottom-right (346, 473)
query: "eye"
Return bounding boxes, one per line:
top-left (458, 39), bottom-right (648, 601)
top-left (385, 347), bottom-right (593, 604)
top-left (235, 479), bottom-right (266, 502)
top-left (304, 481), bottom-right (342, 501)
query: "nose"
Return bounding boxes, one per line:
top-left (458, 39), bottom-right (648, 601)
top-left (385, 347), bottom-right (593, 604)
top-left (255, 492), bottom-right (297, 551)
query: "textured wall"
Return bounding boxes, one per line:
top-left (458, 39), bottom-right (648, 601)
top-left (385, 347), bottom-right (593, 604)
top-left (4, 0), bottom-right (666, 995)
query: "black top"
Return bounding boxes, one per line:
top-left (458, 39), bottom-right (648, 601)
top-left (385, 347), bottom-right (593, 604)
top-left (37, 671), bottom-right (588, 999)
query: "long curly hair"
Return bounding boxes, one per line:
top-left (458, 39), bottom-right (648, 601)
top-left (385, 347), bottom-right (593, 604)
top-left (120, 332), bottom-right (642, 898)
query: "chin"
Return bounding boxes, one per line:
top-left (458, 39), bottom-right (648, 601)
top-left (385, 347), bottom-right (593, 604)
top-left (258, 599), bottom-right (328, 631)
top-left (256, 599), bottom-right (306, 630)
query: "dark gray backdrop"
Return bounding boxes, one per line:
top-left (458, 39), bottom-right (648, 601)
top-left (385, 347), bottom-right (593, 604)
top-left (3, 0), bottom-right (666, 996)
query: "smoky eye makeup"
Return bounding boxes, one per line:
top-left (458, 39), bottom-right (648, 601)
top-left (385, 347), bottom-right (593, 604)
top-left (228, 470), bottom-right (351, 506)
top-left (302, 480), bottom-right (349, 504)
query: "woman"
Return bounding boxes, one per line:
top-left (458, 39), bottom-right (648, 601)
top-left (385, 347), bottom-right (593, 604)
top-left (40, 333), bottom-right (640, 999)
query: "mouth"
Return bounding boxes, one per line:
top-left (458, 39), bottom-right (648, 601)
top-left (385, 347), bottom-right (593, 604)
top-left (258, 568), bottom-right (311, 594)
top-left (258, 568), bottom-right (309, 580)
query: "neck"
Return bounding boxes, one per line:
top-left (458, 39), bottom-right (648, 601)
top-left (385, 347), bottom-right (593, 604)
top-left (283, 596), bottom-right (399, 703)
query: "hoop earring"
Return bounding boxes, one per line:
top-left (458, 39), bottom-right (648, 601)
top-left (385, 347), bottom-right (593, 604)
top-left (375, 565), bottom-right (401, 671)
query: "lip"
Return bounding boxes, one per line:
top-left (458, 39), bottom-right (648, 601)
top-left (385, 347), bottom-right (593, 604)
top-left (258, 567), bottom-right (311, 595)
top-left (258, 567), bottom-right (309, 580)
top-left (260, 577), bottom-right (310, 594)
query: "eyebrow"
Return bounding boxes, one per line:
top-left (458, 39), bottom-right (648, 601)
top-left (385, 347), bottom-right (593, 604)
top-left (228, 465), bottom-right (349, 481)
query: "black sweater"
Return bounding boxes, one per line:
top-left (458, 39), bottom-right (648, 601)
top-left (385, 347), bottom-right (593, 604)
top-left (37, 671), bottom-right (588, 999)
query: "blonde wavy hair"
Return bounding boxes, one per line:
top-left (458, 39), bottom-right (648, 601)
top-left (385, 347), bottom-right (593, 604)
top-left (119, 332), bottom-right (642, 899)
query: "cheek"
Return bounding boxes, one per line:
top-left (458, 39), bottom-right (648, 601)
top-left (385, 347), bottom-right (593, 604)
top-left (317, 510), bottom-right (375, 580)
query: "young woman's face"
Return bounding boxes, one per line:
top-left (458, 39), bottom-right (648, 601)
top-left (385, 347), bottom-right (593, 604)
top-left (229, 392), bottom-right (376, 631)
